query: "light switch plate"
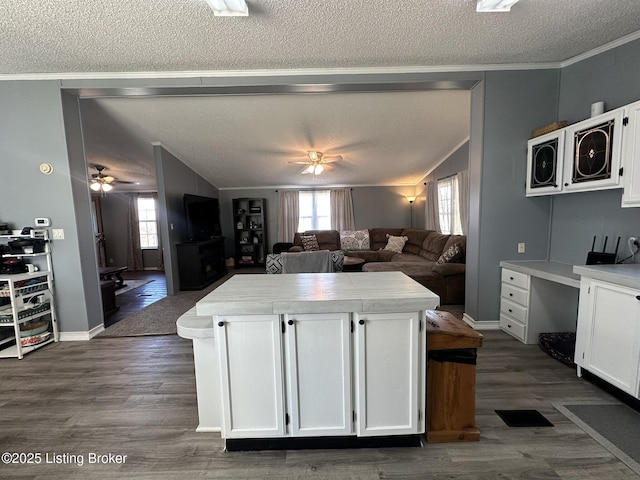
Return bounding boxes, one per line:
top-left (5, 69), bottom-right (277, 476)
top-left (52, 229), bottom-right (64, 240)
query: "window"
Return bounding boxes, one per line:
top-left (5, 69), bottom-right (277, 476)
top-left (298, 190), bottom-right (331, 231)
top-left (437, 176), bottom-right (463, 235)
top-left (137, 196), bottom-right (158, 248)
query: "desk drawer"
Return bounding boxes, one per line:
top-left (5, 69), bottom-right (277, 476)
top-left (501, 269), bottom-right (529, 290)
top-left (500, 314), bottom-right (525, 341)
top-left (501, 283), bottom-right (528, 306)
top-left (500, 298), bottom-right (527, 324)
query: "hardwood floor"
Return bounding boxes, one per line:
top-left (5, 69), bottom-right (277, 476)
top-left (0, 330), bottom-right (637, 479)
top-left (104, 271), bottom-right (167, 328)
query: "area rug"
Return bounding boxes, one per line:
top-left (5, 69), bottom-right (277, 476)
top-left (114, 279), bottom-right (152, 296)
top-left (555, 402), bottom-right (640, 475)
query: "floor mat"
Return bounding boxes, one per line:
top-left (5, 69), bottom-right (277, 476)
top-left (495, 409), bottom-right (554, 427)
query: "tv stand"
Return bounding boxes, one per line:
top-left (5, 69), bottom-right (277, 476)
top-left (177, 238), bottom-right (226, 291)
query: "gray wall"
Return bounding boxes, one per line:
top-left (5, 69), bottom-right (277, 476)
top-left (469, 69), bottom-right (561, 323)
top-left (1, 81), bottom-right (100, 334)
top-left (548, 38), bottom-right (640, 265)
top-left (154, 145), bottom-right (219, 294)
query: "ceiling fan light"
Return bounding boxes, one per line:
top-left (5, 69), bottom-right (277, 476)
top-left (90, 182), bottom-right (102, 191)
top-left (314, 164), bottom-right (324, 175)
top-left (101, 183), bottom-right (113, 192)
top-left (302, 165), bottom-right (314, 174)
top-left (205, 0), bottom-right (248, 16)
top-left (476, 0), bottom-right (519, 12)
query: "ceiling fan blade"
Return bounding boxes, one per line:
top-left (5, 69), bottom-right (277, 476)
top-left (289, 161), bottom-right (312, 165)
top-left (323, 164), bottom-right (336, 172)
top-left (300, 165), bottom-right (314, 174)
top-left (323, 155), bottom-right (343, 163)
top-left (103, 176), bottom-right (116, 183)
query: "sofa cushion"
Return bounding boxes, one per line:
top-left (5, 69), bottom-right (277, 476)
top-left (293, 230), bottom-right (340, 251)
top-left (339, 230), bottom-right (370, 251)
top-left (400, 229), bottom-right (431, 256)
top-left (436, 243), bottom-right (463, 264)
top-left (383, 234), bottom-right (408, 253)
top-left (301, 235), bottom-right (320, 251)
top-left (369, 228), bottom-right (404, 250)
top-left (419, 231), bottom-right (452, 262)
top-left (442, 235), bottom-right (467, 262)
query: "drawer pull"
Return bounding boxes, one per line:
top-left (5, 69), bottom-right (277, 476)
top-left (509, 293), bottom-right (513, 297)
top-left (508, 309), bottom-right (513, 313)
top-left (507, 324), bottom-right (512, 328)
top-left (510, 276), bottom-right (514, 280)
top-left (218, 321), bottom-right (224, 327)
top-left (288, 319), bottom-right (294, 325)
top-left (636, 295), bottom-right (640, 301)
top-left (359, 319), bottom-right (365, 325)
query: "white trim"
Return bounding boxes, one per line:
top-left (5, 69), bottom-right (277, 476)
top-left (0, 64), bottom-right (559, 82)
top-left (219, 182), bottom-right (418, 191)
top-left (58, 323), bottom-right (104, 341)
top-left (462, 313), bottom-right (500, 330)
top-left (420, 137), bottom-right (471, 182)
top-left (195, 426), bottom-right (222, 434)
top-left (560, 30), bottom-right (640, 68)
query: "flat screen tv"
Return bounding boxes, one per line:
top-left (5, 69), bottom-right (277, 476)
top-left (183, 194), bottom-right (221, 242)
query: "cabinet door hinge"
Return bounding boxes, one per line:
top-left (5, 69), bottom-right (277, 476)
top-left (588, 286), bottom-right (591, 294)
top-left (352, 410), bottom-right (356, 423)
top-left (285, 413), bottom-right (290, 425)
top-left (582, 352), bottom-right (585, 359)
top-left (351, 320), bottom-right (354, 333)
top-left (620, 166), bottom-right (624, 177)
top-left (281, 321), bottom-right (285, 334)
top-left (418, 410), bottom-right (422, 422)
top-left (624, 116), bottom-right (629, 126)
top-left (419, 319), bottom-right (423, 332)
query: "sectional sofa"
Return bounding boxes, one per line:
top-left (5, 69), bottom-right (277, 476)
top-left (288, 228), bottom-right (466, 305)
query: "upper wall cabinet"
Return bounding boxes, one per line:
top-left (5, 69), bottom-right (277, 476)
top-left (621, 100), bottom-right (640, 208)
top-left (526, 130), bottom-right (565, 196)
top-left (562, 108), bottom-right (624, 192)
top-left (526, 107), bottom-right (625, 197)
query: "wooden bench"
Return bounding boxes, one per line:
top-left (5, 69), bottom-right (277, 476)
top-left (426, 310), bottom-right (483, 443)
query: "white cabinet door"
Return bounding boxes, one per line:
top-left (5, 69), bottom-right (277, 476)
top-left (284, 313), bottom-right (352, 437)
top-left (562, 108), bottom-right (624, 192)
top-left (216, 314), bottom-right (286, 438)
top-left (575, 280), bottom-right (640, 396)
top-left (354, 311), bottom-right (425, 437)
top-left (526, 129), bottom-right (565, 196)
top-left (621, 100), bottom-right (640, 207)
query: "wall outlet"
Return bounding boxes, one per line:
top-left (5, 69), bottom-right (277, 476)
top-left (517, 242), bottom-right (525, 254)
top-left (52, 228), bottom-right (64, 240)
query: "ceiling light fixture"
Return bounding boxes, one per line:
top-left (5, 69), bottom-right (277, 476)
top-left (90, 181), bottom-right (113, 195)
top-left (476, 0), bottom-right (519, 12)
top-left (205, 0), bottom-right (248, 16)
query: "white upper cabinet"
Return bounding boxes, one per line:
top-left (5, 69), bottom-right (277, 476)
top-left (526, 107), bottom-right (627, 197)
top-left (562, 108), bottom-right (624, 192)
top-left (526, 129), bottom-right (565, 196)
top-left (621, 100), bottom-right (640, 207)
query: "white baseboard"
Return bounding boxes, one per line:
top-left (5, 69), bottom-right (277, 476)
top-left (462, 313), bottom-right (500, 330)
top-left (59, 323), bottom-right (104, 341)
top-left (196, 426), bottom-right (222, 434)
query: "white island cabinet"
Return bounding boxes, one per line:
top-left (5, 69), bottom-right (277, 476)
top-left (177, 272), bottom-right (439, 447)
top-left (574, 264), bottom-right (640, 398)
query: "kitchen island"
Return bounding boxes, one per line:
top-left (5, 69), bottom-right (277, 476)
top-left (177, 271), bottom-right (439, 448)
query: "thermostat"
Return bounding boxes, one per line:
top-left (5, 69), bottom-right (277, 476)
top-left (35, 218), bottom-right (51, 227)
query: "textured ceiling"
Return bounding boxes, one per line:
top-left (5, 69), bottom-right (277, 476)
top-left (2, 0), bottom-right (640, 74)
top-left (4, 0), bottom-right (640, 191)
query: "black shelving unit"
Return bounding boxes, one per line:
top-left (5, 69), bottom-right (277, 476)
top-left (233, 198), bottom-right (267, 268)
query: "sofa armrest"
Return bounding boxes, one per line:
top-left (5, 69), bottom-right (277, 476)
top-left (288, 246), bottom-right (304, 252)
top-left (433, 263), bottom-right (466, 277)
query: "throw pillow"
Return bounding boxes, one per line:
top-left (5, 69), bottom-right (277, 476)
top-left (300, 235), bottom-right (320, 251)
top-left (340, 230), bottom-right (370, 251)
top-left (383, 234), bottom-right (408, 254)
top-left (436, 243), bottom-right (462, 264)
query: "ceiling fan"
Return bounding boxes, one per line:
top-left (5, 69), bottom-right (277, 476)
top-left (89, 164), bottom-right (135, 194)
top-left (289, 151), bottom-right (342, 177)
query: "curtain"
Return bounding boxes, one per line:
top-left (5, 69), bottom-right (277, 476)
top-left (330, 188), bottom-right (356, 231)
top-left (457, 170), bottom-right (469, 235)
top-left (153, 193), bottom-right (164, 271)
top-left (277, 190), bottom-right (299, 242)
top-left (126, 193), bottom-right (144, 271)
top-left (424, 181), bottom-right (441, 232)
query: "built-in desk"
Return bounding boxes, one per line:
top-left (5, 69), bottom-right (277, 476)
top-left (499, 261), bottom-right (580, 344)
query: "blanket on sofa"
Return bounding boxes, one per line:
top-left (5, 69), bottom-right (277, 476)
top-left (281, 250), bottom-right (334, 273)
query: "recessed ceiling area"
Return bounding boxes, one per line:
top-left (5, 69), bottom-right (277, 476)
top-left (79, 89), bottom-right (471, 190)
